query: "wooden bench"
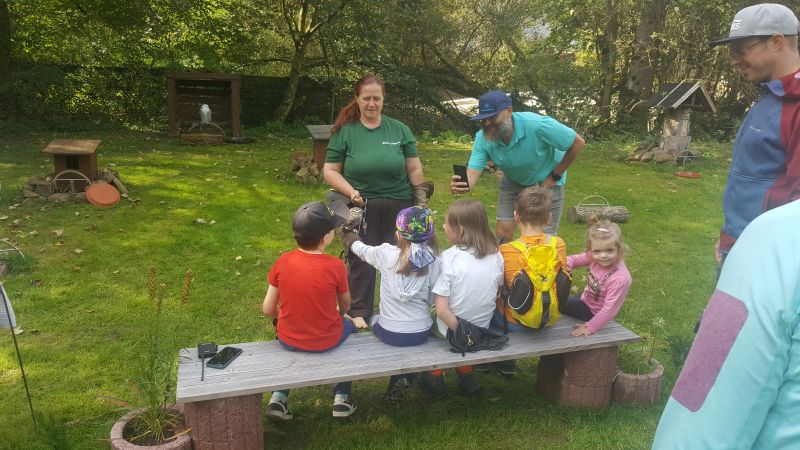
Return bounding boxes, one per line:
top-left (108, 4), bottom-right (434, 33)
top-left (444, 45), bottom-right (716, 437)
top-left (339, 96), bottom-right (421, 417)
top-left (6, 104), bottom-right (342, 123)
top-left (176, 316), bottom-right (639, 449)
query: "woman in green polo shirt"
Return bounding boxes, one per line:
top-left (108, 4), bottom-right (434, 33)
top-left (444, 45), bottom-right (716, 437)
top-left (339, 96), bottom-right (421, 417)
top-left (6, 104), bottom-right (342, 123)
top-left (323, 74), bottom-right (426, 329)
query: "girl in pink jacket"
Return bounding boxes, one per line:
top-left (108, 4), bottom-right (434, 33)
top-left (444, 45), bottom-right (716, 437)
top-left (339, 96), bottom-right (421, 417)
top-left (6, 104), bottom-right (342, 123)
top-left (565, 218), bottom-right (632, 337)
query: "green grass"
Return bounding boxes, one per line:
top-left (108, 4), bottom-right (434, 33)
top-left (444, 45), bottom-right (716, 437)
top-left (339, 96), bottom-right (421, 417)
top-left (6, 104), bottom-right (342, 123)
top-left (0, 128), bottom-right (729, 449)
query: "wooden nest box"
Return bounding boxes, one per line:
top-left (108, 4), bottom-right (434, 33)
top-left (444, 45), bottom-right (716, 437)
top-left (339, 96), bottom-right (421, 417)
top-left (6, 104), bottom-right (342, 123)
top-left (646, 81), bottom-right (716, 158)
top-left (167, 72), bottom-right (241, 138)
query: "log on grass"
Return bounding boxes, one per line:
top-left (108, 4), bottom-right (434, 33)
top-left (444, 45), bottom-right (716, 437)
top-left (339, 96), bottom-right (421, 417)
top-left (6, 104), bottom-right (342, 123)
top-left (567, 205), bottom-right (629, 224)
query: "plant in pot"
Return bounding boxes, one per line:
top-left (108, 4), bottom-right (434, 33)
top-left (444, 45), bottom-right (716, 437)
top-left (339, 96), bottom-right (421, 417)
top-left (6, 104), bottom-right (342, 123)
top-left (613, 317), bottom-right (665, 406)
top-left (106, 267), bottom-right (194, 449)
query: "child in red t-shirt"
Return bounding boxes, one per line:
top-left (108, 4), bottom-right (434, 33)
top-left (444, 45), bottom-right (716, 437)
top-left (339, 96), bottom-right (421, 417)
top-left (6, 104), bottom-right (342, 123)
top-left (262, 200), bottom-right (357, 420)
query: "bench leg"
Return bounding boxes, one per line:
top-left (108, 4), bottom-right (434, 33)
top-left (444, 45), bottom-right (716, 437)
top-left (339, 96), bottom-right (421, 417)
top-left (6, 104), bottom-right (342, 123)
top-left (536, 346), bottom-right (618, 409)
top-left (183, 394), bottom-right (264, 450)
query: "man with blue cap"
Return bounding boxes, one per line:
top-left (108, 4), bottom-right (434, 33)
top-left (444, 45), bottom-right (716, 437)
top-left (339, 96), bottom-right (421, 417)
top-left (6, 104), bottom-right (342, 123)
top-left (707, 3), bottom-right (800, 267)
top-left (450, 91), bottom-right (585, 242)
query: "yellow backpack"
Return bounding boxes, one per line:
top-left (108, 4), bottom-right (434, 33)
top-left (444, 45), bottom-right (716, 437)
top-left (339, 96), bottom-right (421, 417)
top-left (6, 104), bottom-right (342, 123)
top-left (506, 236), bottom-right (571, 330)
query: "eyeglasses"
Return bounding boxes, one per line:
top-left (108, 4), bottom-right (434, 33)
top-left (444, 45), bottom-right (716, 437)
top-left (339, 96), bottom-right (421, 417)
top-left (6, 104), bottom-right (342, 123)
top-left (728, 39), bottom-right (767, 58)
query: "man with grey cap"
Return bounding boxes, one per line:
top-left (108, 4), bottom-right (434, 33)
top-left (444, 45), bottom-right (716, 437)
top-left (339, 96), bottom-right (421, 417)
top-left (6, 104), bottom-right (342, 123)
top-left (450, 91), bottom-right (585, 242)
top-left (709, 3), bottom-right (800, 266)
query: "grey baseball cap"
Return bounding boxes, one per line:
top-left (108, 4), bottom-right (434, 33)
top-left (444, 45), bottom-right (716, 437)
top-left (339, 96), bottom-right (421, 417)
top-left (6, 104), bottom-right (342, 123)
top-left (709, 3), bottom-right (799, 47)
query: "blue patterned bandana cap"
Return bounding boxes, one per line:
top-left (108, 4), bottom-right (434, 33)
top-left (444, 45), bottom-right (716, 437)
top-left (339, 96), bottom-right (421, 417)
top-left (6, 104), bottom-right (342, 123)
top-left (396, 206), bottom-right (436, 271)
top-left (396, 206), bottom-right (434, 244)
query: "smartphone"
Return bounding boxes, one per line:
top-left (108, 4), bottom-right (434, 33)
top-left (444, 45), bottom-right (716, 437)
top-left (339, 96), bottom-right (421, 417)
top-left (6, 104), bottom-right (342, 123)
top-left (453, 164), bottom-right (470, 190)
top-left (206, 346), bottom-right (243, 369)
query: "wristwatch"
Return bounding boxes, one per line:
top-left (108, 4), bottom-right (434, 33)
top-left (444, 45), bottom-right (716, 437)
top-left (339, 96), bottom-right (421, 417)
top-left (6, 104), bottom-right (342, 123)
top-left (549, 170), bottom-right (562, 182)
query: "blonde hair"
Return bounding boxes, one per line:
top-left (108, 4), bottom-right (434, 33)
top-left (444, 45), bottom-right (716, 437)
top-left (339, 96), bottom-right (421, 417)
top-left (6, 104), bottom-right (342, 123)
top-left (515, 185), bottom-right (552, 226)
top-left (585, 216), bottom-right (629, 259)
top-left (445, 200), bottom-right (497, 258)
top-left (395, 233), bottom-right (440, 276)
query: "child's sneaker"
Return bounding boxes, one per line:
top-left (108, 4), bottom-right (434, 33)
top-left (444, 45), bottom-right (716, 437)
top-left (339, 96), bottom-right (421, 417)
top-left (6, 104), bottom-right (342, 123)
top-left (266, 397), bottom-right (293, 421)
top-left (415, 371), bottom-right (447, 397)
top-left (382, 374), bottom-right (414, 405)
top-left (491, 359), bottom-right (518, 376)
top-left (332, 397), bottom-right (358, 418)
top-left (456, 370), bottom-right (482, 396)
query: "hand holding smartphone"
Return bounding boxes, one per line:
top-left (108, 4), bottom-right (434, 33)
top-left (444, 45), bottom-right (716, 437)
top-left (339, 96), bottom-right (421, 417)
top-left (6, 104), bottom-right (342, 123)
top-left (206, 346), bottom-right (243, 369)
top-left (452, 164), bottom-right (470, 192)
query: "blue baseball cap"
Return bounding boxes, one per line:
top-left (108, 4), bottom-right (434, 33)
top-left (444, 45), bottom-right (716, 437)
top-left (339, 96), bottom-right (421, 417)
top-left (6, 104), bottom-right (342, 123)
top-left (469, 91), bottom-right (512, 121)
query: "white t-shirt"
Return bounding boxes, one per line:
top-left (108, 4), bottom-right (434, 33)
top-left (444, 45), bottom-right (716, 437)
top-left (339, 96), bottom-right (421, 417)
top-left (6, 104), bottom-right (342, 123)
top-left (351, 241), bottom-right (441, 333)
top-left (432, 245), bottom-right (504, 336)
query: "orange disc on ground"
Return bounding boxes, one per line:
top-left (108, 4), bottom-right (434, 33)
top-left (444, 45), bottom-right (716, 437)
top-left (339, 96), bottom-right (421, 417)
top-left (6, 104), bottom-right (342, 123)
top-left (675, 171), bottom-right (701, 179)
top-left (86, 182), bottom-right (121, 207)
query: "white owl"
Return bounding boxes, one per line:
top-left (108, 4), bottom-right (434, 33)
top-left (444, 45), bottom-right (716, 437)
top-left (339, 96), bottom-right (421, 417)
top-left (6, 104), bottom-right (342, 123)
top-left (200, 104), bottom-right (212, 124)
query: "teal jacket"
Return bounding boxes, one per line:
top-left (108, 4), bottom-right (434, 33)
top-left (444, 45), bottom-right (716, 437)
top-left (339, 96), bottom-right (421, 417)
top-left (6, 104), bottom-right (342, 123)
top-left (653, 200), bottom-right (800, 449)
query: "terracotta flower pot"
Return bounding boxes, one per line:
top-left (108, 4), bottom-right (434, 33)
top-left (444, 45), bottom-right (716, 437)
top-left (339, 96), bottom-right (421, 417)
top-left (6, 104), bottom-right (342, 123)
top-left (110, 408), bottom-right (192, 450)
top-left (612, 358), bottom-right (664, 406)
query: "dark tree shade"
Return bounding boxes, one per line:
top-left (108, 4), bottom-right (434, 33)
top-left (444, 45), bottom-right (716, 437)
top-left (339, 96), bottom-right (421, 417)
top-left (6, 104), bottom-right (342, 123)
top-left (0, 0), bottom-right (11, 82)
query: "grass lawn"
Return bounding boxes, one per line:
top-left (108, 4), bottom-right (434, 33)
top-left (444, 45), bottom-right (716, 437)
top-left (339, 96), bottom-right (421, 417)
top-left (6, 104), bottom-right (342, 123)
top-left (0, 127), bottom-right (728, 449)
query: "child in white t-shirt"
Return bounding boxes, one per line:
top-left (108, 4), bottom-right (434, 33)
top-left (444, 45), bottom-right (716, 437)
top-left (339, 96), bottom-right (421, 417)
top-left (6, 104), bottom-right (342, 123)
top-left (421, 199), bottom-right (504, 396)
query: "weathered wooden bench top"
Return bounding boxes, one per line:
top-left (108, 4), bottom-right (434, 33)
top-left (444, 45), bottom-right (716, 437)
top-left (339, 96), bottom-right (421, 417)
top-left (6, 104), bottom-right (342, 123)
top-left (305, 124), bottom-right (333, 140)
top-left (177, 316), bottom-right (639, 403)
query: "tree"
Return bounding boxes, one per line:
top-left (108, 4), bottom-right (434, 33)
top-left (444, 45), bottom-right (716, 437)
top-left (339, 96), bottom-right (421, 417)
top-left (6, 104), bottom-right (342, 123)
top-left (273, 0), bottom-right (349, 123)
top-left (620, 0), bottom-right (673, 128)
top-left (0, 0), bottom-right (11, 83)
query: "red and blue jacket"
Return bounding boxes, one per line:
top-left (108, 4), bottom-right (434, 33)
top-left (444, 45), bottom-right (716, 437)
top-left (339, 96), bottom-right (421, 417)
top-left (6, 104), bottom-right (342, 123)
top-left (720, 69), bottom-right (800, 254)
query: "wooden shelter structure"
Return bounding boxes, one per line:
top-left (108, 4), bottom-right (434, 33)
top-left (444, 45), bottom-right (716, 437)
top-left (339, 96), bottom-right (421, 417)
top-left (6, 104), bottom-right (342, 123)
top-left (167, 72), bottom-right (241, 138)
top-left (646, 81), bottom-right (716, 159)
top-left (305, 125), bottom-right (333, 170)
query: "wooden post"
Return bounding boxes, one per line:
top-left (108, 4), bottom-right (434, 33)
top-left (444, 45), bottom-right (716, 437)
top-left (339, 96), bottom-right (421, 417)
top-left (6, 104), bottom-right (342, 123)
top-left (306, 125), bottom-right (334, 171)
top-left (230, 77), bottom-right (241, 138)
top-left (167, 77), bottom-right (178, 137)
top-left (536, 346), bottom-right (618, 408)
top-left (182, 394), bottom-right (264, 450)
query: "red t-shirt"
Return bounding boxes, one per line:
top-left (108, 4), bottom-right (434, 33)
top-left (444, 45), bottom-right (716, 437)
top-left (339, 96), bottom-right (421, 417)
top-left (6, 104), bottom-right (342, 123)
top-left (267, 249), bottom-right (349, 351)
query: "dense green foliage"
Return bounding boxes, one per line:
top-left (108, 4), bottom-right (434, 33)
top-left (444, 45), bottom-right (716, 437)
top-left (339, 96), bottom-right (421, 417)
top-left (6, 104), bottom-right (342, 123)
top-left (2, 0), bottom-right (791, 134)
top-left (0, 128), bottom-right (727, 448)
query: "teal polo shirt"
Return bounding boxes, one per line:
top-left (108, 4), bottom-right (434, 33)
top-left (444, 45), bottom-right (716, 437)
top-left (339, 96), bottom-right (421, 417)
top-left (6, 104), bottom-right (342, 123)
top-left (326, 115), bottom-right (417, 200)
top-left (467, 112), bottom-right (576, 186)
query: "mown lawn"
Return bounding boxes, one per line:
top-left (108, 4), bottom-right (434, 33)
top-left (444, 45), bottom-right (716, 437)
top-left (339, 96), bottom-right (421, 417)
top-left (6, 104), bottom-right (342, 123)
top-left (0, 127), bottom-right (728, 449)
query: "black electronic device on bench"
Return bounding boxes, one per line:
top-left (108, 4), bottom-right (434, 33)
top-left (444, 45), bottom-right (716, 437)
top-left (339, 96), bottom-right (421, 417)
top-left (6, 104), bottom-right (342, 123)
top-left (206, 346), bottom-right (243, 370)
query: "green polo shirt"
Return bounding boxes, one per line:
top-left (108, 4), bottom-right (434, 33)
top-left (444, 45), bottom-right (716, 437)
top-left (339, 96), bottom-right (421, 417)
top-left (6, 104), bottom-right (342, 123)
top-left (326, 115), bottom-right (417, 200)
top-left (467, 112), bottom-right (576, 186)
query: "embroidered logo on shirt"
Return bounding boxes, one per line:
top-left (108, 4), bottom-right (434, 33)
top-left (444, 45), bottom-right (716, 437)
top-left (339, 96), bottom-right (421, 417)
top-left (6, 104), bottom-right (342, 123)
top-left (382, 141), bottom-right (401, 145)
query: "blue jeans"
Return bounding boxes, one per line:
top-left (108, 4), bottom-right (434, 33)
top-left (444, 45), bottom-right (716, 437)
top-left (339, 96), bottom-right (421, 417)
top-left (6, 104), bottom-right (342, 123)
top-left (371, 317), bottom-right (429, 347)
top-left (274, 316), bottom-right (355, 396)
top-left (490, 308), bottom-right (533, 332)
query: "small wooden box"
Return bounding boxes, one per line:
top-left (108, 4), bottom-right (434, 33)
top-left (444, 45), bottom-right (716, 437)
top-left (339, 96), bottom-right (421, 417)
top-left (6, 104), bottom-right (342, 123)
top-left (42, 139), bottom-right (100, 191)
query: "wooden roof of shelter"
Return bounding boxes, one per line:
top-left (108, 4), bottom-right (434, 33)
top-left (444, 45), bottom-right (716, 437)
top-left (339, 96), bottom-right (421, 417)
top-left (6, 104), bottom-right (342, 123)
top-left (646, 81), bottom-right (717, 113)
top-left (42, 139), bottom-right (101, 155)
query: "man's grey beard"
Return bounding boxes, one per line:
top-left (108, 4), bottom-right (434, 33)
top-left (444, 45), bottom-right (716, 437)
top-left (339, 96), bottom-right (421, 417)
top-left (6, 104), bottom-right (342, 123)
top-left (483, 116), bottom-right (512, 142)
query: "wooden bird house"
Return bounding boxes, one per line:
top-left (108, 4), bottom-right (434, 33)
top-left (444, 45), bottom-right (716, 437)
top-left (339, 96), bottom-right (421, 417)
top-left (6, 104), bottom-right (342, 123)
top-left (646, 81), bottom-right (716, 159)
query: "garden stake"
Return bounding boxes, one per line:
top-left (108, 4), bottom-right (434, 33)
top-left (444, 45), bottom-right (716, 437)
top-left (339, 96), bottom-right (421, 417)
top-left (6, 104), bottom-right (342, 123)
top-left (1, 283), bottom-right (36, 429)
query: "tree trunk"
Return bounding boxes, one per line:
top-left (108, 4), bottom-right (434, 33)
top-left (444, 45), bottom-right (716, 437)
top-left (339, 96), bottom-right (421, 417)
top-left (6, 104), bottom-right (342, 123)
top-left (0, 0), bottom-right (12, 83)
top-left (596, 0), bottom-right (619, 121)
top-left (622, 0), bottom-right (672, 128)
top-left (274, 39), bottom-right (308, 123)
